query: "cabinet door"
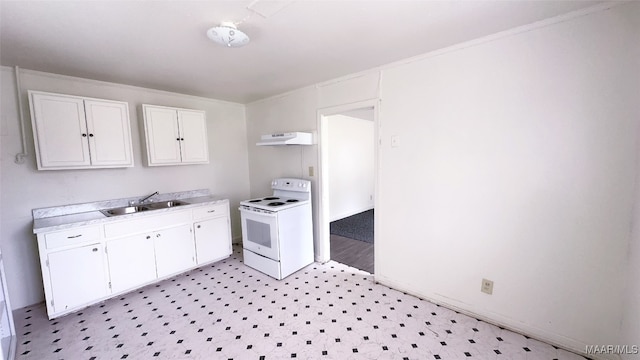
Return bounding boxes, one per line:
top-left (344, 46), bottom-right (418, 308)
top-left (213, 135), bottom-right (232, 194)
top-left (177, 110), bottom-right (209, 164)
top-left (30, 92), bottom-right (91, 169)
top-left (84, 99), bottom-right (133, 167)
top-left (143, 106), bottom-right (182, 165)
top-left (47, 243), bottom-right (108, 314)
top-left (194, 217), bottom-right (232, 264)
top-left (106, 234), bottom-right (157, 294)
top-left (154, 224), bottom-right (196, 278)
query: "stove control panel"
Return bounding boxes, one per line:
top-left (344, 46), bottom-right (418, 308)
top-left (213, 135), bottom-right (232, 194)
top-left (272, 178), bottom-right (310, 192)
top-left (240, 205), bottom-right (276, 214)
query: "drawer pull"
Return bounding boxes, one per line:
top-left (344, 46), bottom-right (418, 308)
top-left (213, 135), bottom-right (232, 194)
top-left (92, 248), bottom-right (98, 252)
top-left (67, 234), bottom-right (82, 239)
top-left (207, 210), bottom-right (216, 213)
top-left (197, 225), bottom-right (201, 229)
top-left (146, 235), bottom-right (151, 239)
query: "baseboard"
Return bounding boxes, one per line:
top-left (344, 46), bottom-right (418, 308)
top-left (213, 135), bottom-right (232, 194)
top-left (373, 274), bottom-right (620, 360)
top-left (330, 206), bottom-right (374, 223)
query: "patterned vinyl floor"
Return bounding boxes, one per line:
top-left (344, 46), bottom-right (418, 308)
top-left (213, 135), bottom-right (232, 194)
top-left (14, 246), bottom-right (589, 360)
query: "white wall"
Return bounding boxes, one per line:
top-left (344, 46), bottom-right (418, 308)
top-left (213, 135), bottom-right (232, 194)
top-left (0, 67), bottom-right (250, 309)
top-left (245, 87), bottom-right (318, 196)
top-left (327, 114), bottom-right (374, 221)
top-left (246, 75), bottom-right (380, 260)
top-left (621, 6), bottom-right (640, 355)
top-left (245, 2), bottom-right (640, 356)
top-left (245, 87), bottom-right (320, 254)
top-left (622, 94), bottom-right (640, 357)
top-left (623, 221), bottom-right (640, 359)
top-left (376, 2), bottom-right (639, 354)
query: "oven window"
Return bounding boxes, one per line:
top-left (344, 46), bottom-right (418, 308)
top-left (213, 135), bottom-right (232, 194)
top-left (246, 219), bottom-right (272, 248)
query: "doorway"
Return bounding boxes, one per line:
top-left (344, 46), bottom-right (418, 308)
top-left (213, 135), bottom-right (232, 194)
top-left (317, 100), bottom-right (378, 274)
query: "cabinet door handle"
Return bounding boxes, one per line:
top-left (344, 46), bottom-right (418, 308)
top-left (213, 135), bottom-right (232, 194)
top-left (67, 234), bottom-right (82, 239)
top-left (82, 134), bottom-right (87, 137)
top-left (92, 248), bottom-right (98, 252)
top-left (180, 138), bottom-right (184, 141)
top-left (156, 234), bottom-right (161, 238)
top-left (176, 138), bottom-right (180, 141)
top-left (89, 133), bottom-right (94, 137)
top-left (197, 225), bottom-right (201, 229)
top-left (146, 235), bottom-right (151, 239)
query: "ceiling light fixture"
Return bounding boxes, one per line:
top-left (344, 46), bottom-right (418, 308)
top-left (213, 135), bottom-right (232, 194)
top-left (207, 22), bottom-right (250, 48)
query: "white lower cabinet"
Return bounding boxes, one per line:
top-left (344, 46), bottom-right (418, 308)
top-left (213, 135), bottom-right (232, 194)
top-left (35, 200), bottom-right (232, 319)
top-left (47, 243), bottom-right (109, 314)
top-left (154, 224), bottom-right (196, 278)
top-left (106, 233), bottom-right (157, 294)
top-left (107, 224), bottom-right (195, 294)
top-left (194, 217), bottom-right (231, 264)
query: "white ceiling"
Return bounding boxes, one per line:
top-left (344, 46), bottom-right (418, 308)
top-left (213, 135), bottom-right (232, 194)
top-left (0, 0), bottom-right (602, 104)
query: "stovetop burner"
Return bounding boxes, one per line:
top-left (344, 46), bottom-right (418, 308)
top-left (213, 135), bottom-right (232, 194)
top-left (240, 188), bottom-right (310, 211)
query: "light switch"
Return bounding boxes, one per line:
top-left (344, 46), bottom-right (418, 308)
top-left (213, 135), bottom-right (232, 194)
top-left (391, 135), bottom-right (400, 148)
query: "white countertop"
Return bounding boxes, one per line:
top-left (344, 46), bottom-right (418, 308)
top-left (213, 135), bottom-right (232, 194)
top-left (33, 190), bottom-right (228, 234)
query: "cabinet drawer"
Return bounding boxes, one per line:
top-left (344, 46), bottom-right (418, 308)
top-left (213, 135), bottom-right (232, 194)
top-left (193, 203), bottom-right (228, 221)
top-left (104, 210), bottom-right (191, 238)
top-left (45, 226), bottom-right (101, 249)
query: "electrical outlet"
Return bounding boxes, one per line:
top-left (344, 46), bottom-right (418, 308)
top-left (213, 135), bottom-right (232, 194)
top-left (481, 279), bottom-right (494, 295)
top-left (308, 166), bottom-right (314, 177)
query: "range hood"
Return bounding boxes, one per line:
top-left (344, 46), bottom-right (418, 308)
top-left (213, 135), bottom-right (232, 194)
top-left (256, 132), bottom-right (312, 146)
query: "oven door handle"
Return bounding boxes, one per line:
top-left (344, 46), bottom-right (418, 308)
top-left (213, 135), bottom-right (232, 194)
top-left (239, 207), bottom-right (278, 217)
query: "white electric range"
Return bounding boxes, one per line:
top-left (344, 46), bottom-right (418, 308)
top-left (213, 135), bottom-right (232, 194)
top-left (239, 178), bottom-right (314, 280)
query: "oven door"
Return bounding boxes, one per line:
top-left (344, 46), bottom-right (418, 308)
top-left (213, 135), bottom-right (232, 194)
top-left (239, 207), bottom-right (280, 261)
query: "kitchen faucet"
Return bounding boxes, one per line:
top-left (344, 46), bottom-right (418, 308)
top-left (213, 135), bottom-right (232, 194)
top-left (138, 191), bottom-right (159, 204)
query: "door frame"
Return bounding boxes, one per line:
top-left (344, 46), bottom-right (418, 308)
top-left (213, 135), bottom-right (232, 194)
top-left (315, 99), bottom-right (380, 265)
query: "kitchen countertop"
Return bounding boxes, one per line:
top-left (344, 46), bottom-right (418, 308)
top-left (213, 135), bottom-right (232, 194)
top-left (32, 189), bottom-right (228, 234)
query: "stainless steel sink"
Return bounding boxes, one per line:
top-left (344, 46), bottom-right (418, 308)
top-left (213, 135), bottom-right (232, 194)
top-left (101, 206), bottom-right (150, 217)
top-left (147, 200), bottom-right (188, 209)
top-left (100, 200), bottom-right (188, 217)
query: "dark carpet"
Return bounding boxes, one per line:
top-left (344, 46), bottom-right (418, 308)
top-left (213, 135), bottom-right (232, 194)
top-left (330, 209), bottom-right (374, 244)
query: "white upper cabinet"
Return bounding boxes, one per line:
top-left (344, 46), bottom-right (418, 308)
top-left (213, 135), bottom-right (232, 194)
top-left (143, 106), bottom-right (182, 164)
top-left (28, 91), bottom-right (134, 170)
top-left (143, 104), bottom-right (209, 166)
top-left (178, 109), bottom-right (209, 163)
top-left (30, 93), bottom-right (90, 168)
top-left (84, 100), bottom-right (133, 167)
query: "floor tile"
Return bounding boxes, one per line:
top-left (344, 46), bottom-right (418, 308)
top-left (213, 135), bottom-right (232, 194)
top-left (14, 246), bottom-right (588, 360)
